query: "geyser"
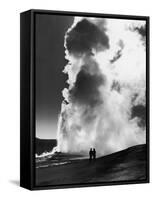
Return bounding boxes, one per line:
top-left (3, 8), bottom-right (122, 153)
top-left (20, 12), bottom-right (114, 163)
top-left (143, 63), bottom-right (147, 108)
top-left (56, 17), bottom-right (146, 156)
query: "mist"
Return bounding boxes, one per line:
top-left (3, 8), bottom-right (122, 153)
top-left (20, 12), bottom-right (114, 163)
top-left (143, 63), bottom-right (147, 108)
top-left (56, 17), bottom-right (146, 156)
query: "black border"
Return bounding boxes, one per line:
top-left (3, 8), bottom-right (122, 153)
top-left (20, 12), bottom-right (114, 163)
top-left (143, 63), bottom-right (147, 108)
top-left (21, 9), bottom-right (150, 190)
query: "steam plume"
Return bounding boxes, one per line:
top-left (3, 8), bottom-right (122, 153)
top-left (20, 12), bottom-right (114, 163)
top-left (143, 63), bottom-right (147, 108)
top-left (56, 17), bottom-right (146, 156)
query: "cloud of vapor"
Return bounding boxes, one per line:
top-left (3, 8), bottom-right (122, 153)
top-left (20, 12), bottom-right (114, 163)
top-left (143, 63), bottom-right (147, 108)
top-left (65, 18), bottom-right (109, 55)
top-left (56, 17), bottom-right (146, 156)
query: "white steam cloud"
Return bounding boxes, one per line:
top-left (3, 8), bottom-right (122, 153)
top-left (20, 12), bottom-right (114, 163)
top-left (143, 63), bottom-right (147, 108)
top-left (56, 17), bottom-right (146, 156)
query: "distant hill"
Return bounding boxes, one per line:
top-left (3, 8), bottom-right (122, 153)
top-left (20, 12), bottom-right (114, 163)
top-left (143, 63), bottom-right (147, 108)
top-left (36, 144), bottom-right (148, 186)
top-left (35, 138), bottom-right (57, 155)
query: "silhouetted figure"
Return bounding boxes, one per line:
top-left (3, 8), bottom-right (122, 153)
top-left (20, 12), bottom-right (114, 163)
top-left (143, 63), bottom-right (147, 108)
top-left (89, 148), bottom-right (92, 161)
top-left (93, 148), bottom-right (96, 160)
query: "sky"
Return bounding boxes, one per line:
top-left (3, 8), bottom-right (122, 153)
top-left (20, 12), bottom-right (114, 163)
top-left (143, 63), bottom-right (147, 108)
top-left (35, 14), bottom-right (74, 139)
top-left (35, 14), bottom-right (146, 143)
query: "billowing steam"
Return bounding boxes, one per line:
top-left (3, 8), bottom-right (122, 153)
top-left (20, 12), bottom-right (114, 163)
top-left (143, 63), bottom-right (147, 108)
top-left (56, 17), bottom-right (146, 156)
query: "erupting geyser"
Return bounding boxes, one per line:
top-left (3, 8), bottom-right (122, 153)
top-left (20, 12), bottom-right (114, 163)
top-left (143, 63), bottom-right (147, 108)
top-left (56, 17), bottom-right (146, 156)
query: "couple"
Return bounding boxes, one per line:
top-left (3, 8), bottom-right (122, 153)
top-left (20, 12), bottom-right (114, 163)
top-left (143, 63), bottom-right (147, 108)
top-left (89, 148), bottom-right (96, 161)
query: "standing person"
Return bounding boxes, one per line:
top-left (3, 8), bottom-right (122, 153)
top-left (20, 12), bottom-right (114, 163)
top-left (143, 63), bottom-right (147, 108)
top-left (89, 148), bottom-right (92, 161)
top-left (93, 148), bottom-right (96, 160)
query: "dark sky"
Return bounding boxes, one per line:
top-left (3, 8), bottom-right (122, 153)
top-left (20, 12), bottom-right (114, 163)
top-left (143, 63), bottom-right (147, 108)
top-left (36, 14), bottom-right (74, 139)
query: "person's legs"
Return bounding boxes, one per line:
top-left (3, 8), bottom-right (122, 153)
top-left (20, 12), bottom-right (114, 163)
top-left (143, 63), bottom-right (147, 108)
top-left (93, 150), bottom-right (96, 160)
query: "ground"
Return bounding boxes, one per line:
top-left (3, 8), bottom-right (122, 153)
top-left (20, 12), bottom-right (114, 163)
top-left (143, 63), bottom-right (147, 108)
top-left (36, 144), bottom-right (147, 186)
